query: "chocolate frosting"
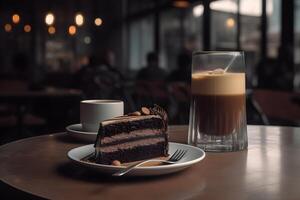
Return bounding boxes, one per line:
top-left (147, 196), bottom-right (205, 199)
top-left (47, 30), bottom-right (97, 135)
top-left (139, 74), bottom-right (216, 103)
top-left (150, 104), bottom-right (168, 132)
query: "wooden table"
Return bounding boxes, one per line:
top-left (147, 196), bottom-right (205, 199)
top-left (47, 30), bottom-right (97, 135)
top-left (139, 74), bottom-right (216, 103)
top-left (1, 125), bottom-right (300, 200)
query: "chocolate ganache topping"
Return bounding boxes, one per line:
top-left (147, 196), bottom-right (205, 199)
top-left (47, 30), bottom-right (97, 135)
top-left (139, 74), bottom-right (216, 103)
top-left (150, 104), bottom-right (168, 132)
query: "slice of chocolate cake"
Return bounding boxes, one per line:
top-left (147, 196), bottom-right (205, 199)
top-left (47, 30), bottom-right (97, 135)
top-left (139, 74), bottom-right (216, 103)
top-left (94, 105), bottom-right (168, 165)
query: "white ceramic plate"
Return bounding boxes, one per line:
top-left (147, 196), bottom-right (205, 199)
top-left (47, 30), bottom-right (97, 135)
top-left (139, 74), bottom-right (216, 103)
top-left (66, 124), bottom-right (97, 142)
top-left (67, 142), bottom-right (205, 176)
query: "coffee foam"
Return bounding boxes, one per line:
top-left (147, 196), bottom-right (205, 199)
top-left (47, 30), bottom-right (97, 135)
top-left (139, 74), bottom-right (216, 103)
top-left (192, 72), bottom-right (245, 95)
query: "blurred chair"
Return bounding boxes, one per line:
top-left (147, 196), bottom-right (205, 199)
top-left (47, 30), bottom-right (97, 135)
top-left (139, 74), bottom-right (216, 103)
top-left (251, 89), bottom-right (300, 126)
top-left (167, 82), bottom-right (190, 124)
top-left (246, 90), bottom-right (269, 125)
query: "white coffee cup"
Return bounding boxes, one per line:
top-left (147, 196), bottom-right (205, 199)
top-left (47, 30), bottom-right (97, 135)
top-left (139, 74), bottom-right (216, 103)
top-left (80, 100), bottom-right (124, 132)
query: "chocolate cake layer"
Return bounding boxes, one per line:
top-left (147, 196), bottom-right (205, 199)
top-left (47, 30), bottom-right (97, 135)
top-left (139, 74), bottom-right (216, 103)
top-left (100, 116), bottom-right (163, 137)
top-left (97, 137), bottom-right (165, 153)
top-left (100, 134), bottom-right (166, 147)
top-left (95, 142), bottom-right (168, 164)
top-left (101, 129), bottom-right (162, 145)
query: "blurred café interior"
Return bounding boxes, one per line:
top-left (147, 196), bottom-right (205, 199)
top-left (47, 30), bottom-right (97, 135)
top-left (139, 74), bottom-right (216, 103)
top-left (0, 0), bottom-right (300, 144)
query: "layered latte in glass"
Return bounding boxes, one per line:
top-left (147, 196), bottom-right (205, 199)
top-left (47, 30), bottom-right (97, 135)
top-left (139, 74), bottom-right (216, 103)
top-left (188, 52), bottom-right (247, 152)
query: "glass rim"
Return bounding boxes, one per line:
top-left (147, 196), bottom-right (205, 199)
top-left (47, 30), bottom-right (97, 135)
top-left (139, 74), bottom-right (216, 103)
top-left (192, 50), bottom-right (244, 56)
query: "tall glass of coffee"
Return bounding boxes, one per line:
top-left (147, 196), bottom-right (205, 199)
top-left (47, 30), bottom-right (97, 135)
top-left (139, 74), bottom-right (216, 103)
top-left (188, 51), bottom-right (247, 151)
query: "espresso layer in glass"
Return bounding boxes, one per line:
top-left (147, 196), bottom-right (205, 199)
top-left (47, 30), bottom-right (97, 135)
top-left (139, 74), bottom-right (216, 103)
top-left (191, 72), bottom-right (245, 136)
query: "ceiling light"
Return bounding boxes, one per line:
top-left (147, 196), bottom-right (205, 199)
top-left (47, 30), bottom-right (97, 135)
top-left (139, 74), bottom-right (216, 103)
top-left (45, 13), bottom-right (55, 25)
top-left (94, 18), bottom-right (103, 26)
top-left (75, 13), bottom-right (84, 26)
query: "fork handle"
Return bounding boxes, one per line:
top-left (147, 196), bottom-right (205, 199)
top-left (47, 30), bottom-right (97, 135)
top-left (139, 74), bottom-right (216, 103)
top-left (112, 159), bottom-right (175, 176)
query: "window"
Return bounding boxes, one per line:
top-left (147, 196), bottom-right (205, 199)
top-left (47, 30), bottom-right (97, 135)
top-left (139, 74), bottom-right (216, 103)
top-left (295, 0), bottom-right (300, 64)
top-left (185, 4), bottom-right (203, 51)
top-left (128, 16), bottom-right (154, 70)
top-left (267, 0), bottom-right (281, 58)
top-left (160, 9), bottom-right (182, 70)
top-left (160, 5), bottom-right (203, 71)
top-left (210, 0), bottom-right (237, 50)
top-left (295, 0), bottom-right (300, 90)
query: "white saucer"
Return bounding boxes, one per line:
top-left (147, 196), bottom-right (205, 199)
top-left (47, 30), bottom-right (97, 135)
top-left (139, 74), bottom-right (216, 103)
top-left (66, 124), bottom-right (97, 142)
top-left (67, 142), bottom-right (205, 176)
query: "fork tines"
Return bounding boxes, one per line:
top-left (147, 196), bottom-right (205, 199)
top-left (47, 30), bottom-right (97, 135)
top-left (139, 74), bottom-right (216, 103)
top-left (169, 149), bottom-right (187, 162)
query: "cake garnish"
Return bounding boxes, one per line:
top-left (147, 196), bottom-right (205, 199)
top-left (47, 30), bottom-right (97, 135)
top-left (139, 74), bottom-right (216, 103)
top-left (112, 160), bottom-right (121, 166)
top-left (150, 104), bottom-right (168, 131)
top-left (141, 107), bottom-right (150, 115)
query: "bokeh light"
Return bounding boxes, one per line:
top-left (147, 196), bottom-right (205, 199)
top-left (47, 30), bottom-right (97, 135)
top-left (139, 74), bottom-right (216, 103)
top-left (75, 13), bottom-right (84, 26)
top-left (45, 13), bottom-right (55, 25)
top-left (12, 14), bottom-right (20, 24)
top-left (4, 24), bottom-right (12, 32)
top-left (68, 25), bottom-right (77, 35)
top-left (48, 26), bottom-right (56, 34)
top-left (193, 5), bottom-right (204, 17)
top-left (84, 36), bottom-right (91, 44)
top-left (226, 18), bottom-right (235, 28)
top-left (94, 18), bottom-right (103, 26)
top-left (173, 0), bottom-right (190, 8)
top-left (24, 25), bottom-right (31, 33)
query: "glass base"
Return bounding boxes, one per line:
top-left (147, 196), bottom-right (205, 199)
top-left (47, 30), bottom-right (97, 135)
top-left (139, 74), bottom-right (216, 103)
top-left (190, 133), bottom-right (248, 152)
top-left (195, 140), bottom-right (247, 152)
